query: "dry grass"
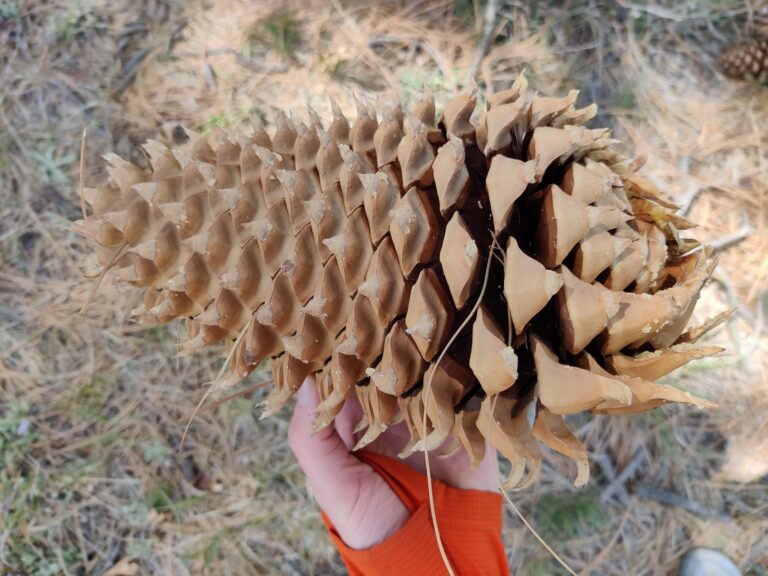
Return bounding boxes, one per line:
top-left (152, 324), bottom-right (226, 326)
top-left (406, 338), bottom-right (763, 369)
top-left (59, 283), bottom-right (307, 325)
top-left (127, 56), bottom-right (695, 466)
top-left (1, 0), bottom-right (767, 574)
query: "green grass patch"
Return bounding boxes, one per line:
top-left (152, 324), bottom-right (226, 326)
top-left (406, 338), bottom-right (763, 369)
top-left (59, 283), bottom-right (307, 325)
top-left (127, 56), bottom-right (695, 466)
top-left (244, 11), bottom-right (300, 60)
top-left (140, 324), bottom-right (176, 344)
top-left (8, 544), bottom-right (80, 576)
top-left (452, 0), bottom-right (487, 30)
top-left (142, 482), bottom-right (207, 514)
top-left (147, 483), bottom-right (174, 512)
top-left (47, 0), bottom-right (104, 43)
top-left (199, 109), bottom-right (251, 134)
top-left (521, 557), bottom-right (570, 576)
top-left (617, 82), bottom-right (637, 110)
top-left (0, 400), bottom-right (41, 471)
top-left (317, 52), bottom-right (347, 80)
top-left (27, 144), bottom-right (76, 188)
top-left (746, 564), bottom-right (768, 576)
top-left (200, 530), bottom-right (230, 567)
top-left (0, 0), bottom-right (19, 20)
top-left (127, 538), bottom-right (153, 559)
top-left (141, 439), bottom-right (171, 464)
top-left (534, 490), bottom-right (609, 542)
top-left (56, 374), bottom-right (109, 421)
top-left (397, 69), bottom-right (450, 96)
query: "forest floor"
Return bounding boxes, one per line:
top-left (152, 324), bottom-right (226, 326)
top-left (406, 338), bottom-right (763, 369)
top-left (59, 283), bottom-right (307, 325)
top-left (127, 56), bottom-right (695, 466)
top-left (1, 0), bottom-right (767, 574)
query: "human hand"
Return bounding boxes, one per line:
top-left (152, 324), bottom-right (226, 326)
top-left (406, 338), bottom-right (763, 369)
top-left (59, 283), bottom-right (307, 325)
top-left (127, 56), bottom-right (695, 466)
top-left (288, 375), bottom-right (499, 550)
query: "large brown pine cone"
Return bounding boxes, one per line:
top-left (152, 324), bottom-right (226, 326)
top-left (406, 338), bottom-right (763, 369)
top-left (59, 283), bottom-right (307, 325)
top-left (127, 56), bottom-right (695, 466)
top-left (75, 75), bottom-right (725, 489)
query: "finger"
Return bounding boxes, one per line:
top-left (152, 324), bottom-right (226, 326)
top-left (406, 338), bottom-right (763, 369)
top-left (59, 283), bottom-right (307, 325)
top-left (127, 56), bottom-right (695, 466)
top-left (366, 419), bottom-right (412, 459)
top-left (333, 394), bottom-right (364, 451)
top-left (472, 442), bottom-right (500, 491)
top-left (436, 441), bottom-right (499, 492)
top-left (401, 438), bottom-right (500, 492)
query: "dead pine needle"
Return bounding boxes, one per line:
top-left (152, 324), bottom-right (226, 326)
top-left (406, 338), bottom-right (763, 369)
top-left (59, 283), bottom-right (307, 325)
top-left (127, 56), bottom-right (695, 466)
top-left (179, 380), bottom-right (219, 456)
top-left (80, 242), bottom-right (128, 314)
top-left (199, 380), bottom-right (272, 414)
top-left (421, 237), bottom-right (497, 576)
top-left (79, 128), bottom-right (88, 220)
top-left (488, 390), bottom-right (576, 574)
top-left (179, 320), bottom-right (249, 454)
top-left (499, 488), bottom-right (578, 576)
top-left (441, 241), bottom-right (577, 576)
top-left (176, 320), bottom-right (184, 371)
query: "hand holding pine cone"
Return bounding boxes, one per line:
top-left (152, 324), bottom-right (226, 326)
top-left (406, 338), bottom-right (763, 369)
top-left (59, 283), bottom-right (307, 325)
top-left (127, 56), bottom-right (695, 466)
top-left (75, 74), bottom-right (725, 490)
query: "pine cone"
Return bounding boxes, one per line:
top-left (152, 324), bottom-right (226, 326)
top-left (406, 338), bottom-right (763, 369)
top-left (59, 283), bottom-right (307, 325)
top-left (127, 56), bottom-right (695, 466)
top-left (75, 75), bottom-right (725, 489)
top-left (720, 38), bottom-right (768, 83)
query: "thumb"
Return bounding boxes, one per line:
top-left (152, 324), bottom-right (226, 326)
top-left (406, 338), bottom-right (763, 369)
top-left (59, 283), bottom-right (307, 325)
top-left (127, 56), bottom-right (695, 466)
top-left (288, 376), bottom-right (410, 549)
top-left (288, 377), bottom-right (368, 513)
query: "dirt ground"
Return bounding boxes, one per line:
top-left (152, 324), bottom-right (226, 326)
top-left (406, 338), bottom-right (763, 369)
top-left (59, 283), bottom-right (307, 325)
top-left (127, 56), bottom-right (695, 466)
top-left (1, 0), bottom-right (767, 574)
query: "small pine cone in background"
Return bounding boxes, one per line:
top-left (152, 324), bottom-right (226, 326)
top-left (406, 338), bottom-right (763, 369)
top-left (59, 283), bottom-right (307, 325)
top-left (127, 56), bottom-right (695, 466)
top-left (74, 74), bottom-right (727, 490)
top-left (720, 37), bottom-right (768, 83)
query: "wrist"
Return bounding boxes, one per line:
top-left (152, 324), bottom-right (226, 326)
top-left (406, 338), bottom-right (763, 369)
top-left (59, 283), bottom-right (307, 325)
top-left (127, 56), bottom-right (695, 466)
top-left (342, 503), bottom-right (411, 550)
top-left (332, 475), bottom-right (412, 550)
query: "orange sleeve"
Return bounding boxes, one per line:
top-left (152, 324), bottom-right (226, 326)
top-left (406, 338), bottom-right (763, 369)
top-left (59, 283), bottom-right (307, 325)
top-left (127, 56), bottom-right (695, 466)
top-left (321, 451), bottom-right (509, 576)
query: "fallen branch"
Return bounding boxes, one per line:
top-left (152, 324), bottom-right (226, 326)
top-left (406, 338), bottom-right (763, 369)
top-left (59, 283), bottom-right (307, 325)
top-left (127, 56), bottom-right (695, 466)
top-left (634, 483), bottom-right (732, 522)
top-left (599, 450), bottom-right (645, 505)
top-left (713, 270), bottom-right (758, 373)
top-left (713, 269), bottom-right (755, 325)
top-left (679, 184), bottom-right (705, 216)
top-left (707, 224), bottom-right (754, 253)
top-left (368, 35), bottom-right (453, 82)
top-left (467, 0), bottom-right (498, 81)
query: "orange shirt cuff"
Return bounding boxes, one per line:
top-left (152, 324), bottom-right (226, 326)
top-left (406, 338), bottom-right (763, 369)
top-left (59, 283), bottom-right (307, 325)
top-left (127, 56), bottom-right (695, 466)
top-left (320, 452), bottom-right (508, 576)
top-left (323, 505), bottom-right (453, 576)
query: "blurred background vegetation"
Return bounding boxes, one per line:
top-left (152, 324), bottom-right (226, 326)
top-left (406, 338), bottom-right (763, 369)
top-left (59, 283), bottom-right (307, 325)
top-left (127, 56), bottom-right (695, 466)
top-left (1, 0), bottom-right (767, 574)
